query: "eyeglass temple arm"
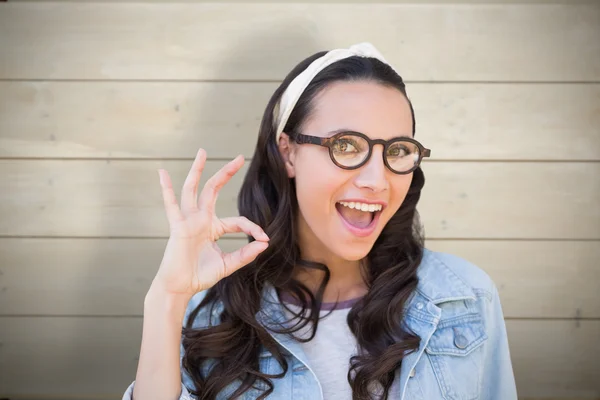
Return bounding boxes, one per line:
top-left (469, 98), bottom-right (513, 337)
top-left (292, 132), bottom-right (325, 146)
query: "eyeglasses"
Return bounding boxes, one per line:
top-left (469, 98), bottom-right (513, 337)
top-left (288, 130), bottom-right (431, 175)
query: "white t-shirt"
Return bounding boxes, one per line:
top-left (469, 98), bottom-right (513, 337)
top-left (280, 295), bottom-right (362, 399)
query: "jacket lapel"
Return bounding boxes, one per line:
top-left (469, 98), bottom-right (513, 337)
top-left (396, 249), bottom-right (479, 399)
top-left (255, 283), bottom-right (317, 376)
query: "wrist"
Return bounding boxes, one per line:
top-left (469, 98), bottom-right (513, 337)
top-left (145, 280), bottom-right (193, 314)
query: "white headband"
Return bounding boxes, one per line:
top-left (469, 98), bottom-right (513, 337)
top-left (273, 42), bottom-right (401, 143)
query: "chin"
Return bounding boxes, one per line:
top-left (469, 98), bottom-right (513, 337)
top-left (345, 253), bottom-right (369, 262)
top-left (333, 246), bottom-right (371, 262)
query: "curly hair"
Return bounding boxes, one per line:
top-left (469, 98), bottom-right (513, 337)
top-left (181, 50), bottom-right (426, 400)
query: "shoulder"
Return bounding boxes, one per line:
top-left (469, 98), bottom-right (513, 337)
top-left (416, 248), bottom-right (509, 343)
top-left (426, 249), bottom-right (495, 291)
top-left (417, 248), bottom-right (497, 303)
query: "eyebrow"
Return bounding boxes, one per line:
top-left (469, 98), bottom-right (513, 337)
top-left (325, 128), bottom-right (412, 139)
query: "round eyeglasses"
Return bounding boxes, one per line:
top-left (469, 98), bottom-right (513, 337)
top-left (288, 130), bottom-right (431, 174)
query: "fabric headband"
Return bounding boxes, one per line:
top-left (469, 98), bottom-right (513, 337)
top-left (273, 42), bottom-right (402, 144)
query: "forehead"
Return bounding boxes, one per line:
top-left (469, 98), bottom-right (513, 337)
top-left (303, 80), bottom-right (413, 139)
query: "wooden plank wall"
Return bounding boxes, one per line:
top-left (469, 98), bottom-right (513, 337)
top-left (0, 2), bottom-right (599, 399)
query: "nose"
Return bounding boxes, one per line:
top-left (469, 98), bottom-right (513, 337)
top-left (354, 144), bottom-right (388, 192)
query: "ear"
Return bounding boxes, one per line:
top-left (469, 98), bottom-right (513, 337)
top-left (278, 132), bottom-right (296, 178)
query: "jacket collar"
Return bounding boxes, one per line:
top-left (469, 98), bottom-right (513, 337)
top-left (414, 248), bottom-right (477, 304)
top-left (254, 248), bottom-right (477, 344)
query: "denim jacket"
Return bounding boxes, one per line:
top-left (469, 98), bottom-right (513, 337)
top-left (123, 248), bottom-right (518, 400)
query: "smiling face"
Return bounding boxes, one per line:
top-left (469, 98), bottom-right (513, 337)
top-left (279, 80), bottom-right (415, 263)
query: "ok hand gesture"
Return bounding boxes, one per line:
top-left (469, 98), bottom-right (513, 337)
top-left (153, 149), bottom-right (269, 298)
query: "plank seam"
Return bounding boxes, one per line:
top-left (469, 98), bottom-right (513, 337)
top-left (1, 78), bottom-right (600, 84)
top-left (0, 315), bottom-right (598, 320)
top-left (1, 158), bottom-right (600, 163)
top-left (0, 236), bottom-right (599, 241)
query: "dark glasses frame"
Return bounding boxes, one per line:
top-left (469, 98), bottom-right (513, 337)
top-left (288, 130), bottom-right (431, 175)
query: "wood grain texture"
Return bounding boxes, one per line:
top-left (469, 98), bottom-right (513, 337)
top-left (0, 2), bottom-right (598, 399)
top-left (0, 317), bottom-right (598, 399)
top-left (1, 81), bottom-right (599, 160)
top-left (0, 238), bottom-right (598, 319)
top-left (507, 320), bottom-right (600, 399)
top-left (0, 3), bottom-right (599, 81)
top-left (1, 159), bottom-right (598, 239)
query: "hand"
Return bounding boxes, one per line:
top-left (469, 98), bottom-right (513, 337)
top-left (152, 149), bottom-right (269, 298)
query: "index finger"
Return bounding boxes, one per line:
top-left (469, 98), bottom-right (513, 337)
top-left (180, 148), bottom-right (207, 214)
top-left (197, 155), bottom-right (244, 215)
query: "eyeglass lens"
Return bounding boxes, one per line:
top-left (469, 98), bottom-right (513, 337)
top-left (330, 134), bottom-right (420, 173)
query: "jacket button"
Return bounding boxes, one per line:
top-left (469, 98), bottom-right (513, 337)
top-left (409, 368), bottom-right (416, 378)
top-left (454, 334), bottom-right (469, 349)
top-left (416, 302), bottom-right (424, 310)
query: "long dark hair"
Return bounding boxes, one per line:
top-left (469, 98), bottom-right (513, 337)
top-left (181, 50), bottom-right (426, 400)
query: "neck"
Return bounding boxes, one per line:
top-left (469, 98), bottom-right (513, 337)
top-left (292, 262), bottom-right (368, 304)
top-left (291, 218), bottom-right (369, 303)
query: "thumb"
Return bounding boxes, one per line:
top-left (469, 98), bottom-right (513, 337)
top-left (222, 240), bottom-right (269, 277)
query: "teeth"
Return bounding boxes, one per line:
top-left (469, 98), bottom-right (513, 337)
top-left (338, 201), bottom-right (383, 212)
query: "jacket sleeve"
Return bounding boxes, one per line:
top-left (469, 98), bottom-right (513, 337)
top-left (479, 283), bottom-right (519, 399)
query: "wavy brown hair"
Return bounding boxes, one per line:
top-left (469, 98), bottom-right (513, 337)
top-left (181, 50), bottom-right (426, 400)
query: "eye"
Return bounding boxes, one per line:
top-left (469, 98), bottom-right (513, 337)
top-left (332, 137), bottom-right (361, 153)
top-left (387, 143), bottom-right (410, 157)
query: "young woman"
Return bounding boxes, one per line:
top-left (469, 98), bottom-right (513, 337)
top-left (123, 43), bottom-right (517, 400)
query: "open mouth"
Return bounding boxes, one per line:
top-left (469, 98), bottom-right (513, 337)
top-left (335, 201), bottom-right (383, 231)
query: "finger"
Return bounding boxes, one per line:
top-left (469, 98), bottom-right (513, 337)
top-left (219, 216), bottom-right (269, 241)
top-left (180, 148), bottom-right (207, 215)
top-left (158, 169), bottom-right (183, 223)
top-left (198, 155), bottom-right (244, 215)
top-left (222, 241), bottom-right (269, 277)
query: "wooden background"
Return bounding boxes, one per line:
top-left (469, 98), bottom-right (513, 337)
top-left (0, 1), bottom-right (599, 399)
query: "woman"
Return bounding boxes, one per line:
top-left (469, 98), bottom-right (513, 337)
top-left (123, 42), bottom-right (517, 400)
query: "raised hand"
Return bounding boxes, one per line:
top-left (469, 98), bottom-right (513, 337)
top-left (152, 149), bottom-right (269, 297)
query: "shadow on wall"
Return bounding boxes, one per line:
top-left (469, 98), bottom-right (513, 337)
top-left (76, 14), bottom-right (324, 397)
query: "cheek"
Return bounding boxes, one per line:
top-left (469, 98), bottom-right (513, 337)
top-left (293, 153), bottom-right (348, 227)
top-left (377, 175), bottom-right (413, 226)
top-left (295, 158), bottom-right (342, 211)
top-left (387, 174), bottom-right (413, 213)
